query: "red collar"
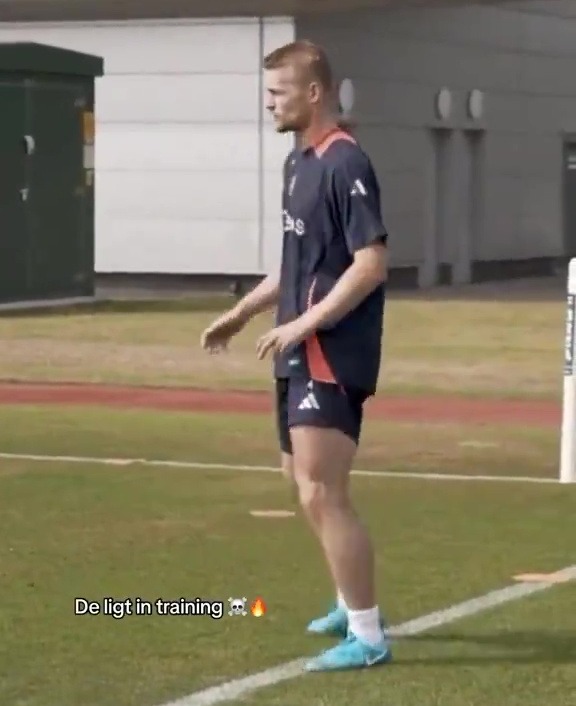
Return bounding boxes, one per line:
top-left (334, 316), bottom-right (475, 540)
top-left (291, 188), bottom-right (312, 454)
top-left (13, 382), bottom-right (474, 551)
top-left (301, 124), bottom-right (341, 153)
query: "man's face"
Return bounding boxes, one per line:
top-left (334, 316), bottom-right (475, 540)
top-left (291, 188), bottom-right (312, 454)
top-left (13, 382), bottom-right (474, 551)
top-left (264, 64), bottom-right (318, 133)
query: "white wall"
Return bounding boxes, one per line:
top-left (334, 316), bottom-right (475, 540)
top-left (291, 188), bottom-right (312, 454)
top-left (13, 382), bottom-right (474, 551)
top-left (0, 18), bottom-right (294, 275)
top-left (261, 20), bottom-right (296, 276)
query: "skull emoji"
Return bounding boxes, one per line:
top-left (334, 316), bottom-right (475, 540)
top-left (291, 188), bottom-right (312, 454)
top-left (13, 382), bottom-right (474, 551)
top-left (228, 597), bottom-right (248, 616)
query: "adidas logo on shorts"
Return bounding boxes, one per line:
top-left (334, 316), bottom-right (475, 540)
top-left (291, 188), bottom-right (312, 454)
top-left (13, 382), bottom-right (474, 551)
top-left (298, 391), bottom-right (320, 410)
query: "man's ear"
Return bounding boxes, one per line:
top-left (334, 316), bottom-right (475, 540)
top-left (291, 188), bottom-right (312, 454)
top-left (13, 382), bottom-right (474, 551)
top-left (308, 81), bottom-right (321, 105)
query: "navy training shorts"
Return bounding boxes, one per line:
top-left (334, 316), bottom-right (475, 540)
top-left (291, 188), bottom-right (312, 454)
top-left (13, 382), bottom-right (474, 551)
top-left (275, 378), bottom-right (368, 455)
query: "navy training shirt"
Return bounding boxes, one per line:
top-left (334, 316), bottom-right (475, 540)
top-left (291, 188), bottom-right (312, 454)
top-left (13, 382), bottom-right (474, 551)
top-left (274, 127), bottom-right (388, 396)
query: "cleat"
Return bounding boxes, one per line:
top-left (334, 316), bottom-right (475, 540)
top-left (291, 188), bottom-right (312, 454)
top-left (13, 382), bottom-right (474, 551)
top-left (305, 632), bottom-right (392, 672)
top-left (306, 602), bottom-right (387, 639)
top-left (306, 604), bottom-right (348, 637)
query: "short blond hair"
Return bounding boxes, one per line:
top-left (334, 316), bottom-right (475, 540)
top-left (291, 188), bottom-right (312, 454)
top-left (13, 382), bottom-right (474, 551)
top-left (264, 40), bottom-right (354, 134)
top-left (263, 40), bottom-right (334, 92)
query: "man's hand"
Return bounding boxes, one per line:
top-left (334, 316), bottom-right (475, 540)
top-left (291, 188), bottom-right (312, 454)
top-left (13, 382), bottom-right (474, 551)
top-left (201, 273), bottom-right (280, 354)
top-left (256, 317), bottom-right (315, 360)
top-left (200, 308), bottom-right (249, 354)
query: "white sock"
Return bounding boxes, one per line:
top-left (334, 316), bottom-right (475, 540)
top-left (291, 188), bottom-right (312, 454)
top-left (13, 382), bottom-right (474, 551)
top-left (347, 606), bottom-right (384, 646)
top-left (336, 590), bottom-right (347, 611)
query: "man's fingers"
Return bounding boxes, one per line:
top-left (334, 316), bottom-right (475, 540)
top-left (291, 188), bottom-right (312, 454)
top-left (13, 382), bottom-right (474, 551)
top-left (201, 323), bottom-right (218, 346)
top-left (201, 333), bottom-right (215, 350)
top-left (257, 342), bottom-right (272, 360)
top-left (255, 335), bottom-right (267, 358)
top-left (201, 326), bottom-right (229, 354)
top-left (256, 333), bottom-right (276, 360)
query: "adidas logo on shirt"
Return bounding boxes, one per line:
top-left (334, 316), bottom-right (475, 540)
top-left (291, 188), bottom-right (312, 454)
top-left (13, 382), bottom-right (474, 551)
top-left (350, 178), bottom-right (367, 196)
top-left (297, 392), bottom-right (320, 410)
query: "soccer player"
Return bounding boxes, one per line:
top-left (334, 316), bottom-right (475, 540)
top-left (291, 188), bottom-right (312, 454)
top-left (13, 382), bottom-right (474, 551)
top-left (200, 40), bottom-right (391, 671)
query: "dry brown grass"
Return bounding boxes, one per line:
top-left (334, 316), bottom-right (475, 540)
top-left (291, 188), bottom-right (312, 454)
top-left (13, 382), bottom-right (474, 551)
top-left (0, 296), bottom-right (565, 398)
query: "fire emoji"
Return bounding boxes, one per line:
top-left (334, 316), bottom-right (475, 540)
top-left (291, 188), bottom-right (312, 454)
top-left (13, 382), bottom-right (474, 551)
top-left (250, 597), bottom-right (266, 617)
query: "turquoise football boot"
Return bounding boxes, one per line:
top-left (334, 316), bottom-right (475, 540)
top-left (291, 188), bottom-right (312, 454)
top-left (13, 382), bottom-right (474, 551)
top-left (305, 632), bottom-right (392, 672)
top-left (306, 602), bottom-right (387, 638)
top-left (306, 603), bottom-right (348, 638)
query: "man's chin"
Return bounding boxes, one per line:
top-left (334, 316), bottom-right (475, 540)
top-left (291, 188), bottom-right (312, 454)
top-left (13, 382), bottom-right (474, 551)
top-left (274, 120), bottom-right (298, 134)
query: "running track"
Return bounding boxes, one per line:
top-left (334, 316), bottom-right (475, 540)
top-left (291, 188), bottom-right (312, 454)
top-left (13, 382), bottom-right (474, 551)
top-left (0, 381), bottom-right (559, 427)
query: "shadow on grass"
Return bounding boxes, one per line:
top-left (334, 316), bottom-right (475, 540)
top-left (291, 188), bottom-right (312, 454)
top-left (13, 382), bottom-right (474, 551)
top-left (396, 629), bottom-right (576, 665)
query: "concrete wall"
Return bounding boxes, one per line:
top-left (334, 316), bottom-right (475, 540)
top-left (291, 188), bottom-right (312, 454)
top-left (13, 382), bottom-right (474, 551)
top-left (0, 18), bottom-right (294, 275)
top-left (297, 0), bottom-right (576, 282)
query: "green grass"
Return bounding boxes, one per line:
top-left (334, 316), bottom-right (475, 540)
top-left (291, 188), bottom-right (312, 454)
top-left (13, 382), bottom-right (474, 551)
top-left (0, 297), bottom-right (566, 399)
top-left (246, 586), bottom-right (576, 706)
top-left (0, 404), bottom-right (560, 478)
top-left (0, 292), bottom-right (573, 706)
top-left (0, 451), bottom-right (574, 706)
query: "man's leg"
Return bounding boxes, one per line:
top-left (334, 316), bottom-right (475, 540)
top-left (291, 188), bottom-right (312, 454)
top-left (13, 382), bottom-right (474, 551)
top-left (276, 378), bottom-right (299, 503)
top-left (281, 451), bottom-right (300, 504)
top-left (288, 381), bottom-right (391, 670)
top-left (280, 379), bottom-right (346, 630)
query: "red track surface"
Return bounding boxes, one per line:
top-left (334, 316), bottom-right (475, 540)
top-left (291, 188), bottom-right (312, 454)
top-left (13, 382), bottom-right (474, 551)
top-left (0, 381), bottom-right (559, 427)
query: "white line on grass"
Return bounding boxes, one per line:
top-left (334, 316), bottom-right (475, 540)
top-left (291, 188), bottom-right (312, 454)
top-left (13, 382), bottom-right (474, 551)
top-left (0, 452), bottom-right (557, 484)
top-left (159, 565), bottom-right (576, 706)
top-left (0, 450), bottom-right (569, 703)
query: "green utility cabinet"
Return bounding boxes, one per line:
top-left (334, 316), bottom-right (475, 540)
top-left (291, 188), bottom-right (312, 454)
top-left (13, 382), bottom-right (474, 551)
top-left (0, 42), bottom-right (104, 304)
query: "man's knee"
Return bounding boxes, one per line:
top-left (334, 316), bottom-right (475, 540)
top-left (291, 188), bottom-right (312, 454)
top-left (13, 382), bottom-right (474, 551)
top-left (290, 426), bottom-right (356, 520)
top-left (297, 477), bottom-right (332, 518)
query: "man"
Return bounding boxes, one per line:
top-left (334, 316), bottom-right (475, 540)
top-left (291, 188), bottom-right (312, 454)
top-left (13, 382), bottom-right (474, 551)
top-left (200, 40), bottom-right (391, 672)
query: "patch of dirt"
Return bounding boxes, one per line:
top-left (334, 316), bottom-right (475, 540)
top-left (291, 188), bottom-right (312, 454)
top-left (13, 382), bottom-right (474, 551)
top-left (0, 380), bottom-right (559, 427)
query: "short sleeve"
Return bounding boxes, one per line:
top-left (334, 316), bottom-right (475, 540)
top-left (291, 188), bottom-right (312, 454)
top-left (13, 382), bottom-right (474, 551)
top-left (331, 150), bottom-right (388, 255)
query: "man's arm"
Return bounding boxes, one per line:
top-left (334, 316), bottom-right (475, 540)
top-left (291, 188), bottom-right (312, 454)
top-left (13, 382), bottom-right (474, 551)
top-left (299, 242), bottom-right (387, 331)
top-left (300, 150), bottom-right (388, 332)
top-left (232, 273), bottom-right (280, 321)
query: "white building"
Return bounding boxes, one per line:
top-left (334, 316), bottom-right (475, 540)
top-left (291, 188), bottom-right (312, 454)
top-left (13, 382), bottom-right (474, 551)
top-left (1, 0), bottom-right (575, 288)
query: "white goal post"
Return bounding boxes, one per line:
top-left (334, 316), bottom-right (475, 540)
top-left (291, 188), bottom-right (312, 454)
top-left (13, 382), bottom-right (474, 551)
top-left (560, 258), bottom-right (576, 484)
